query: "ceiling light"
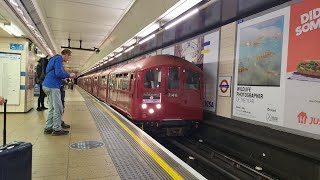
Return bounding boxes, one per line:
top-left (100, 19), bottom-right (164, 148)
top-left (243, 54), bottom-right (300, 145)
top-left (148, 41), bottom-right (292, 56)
top-left (9, 0), bottom-right (18, 7)
top-left (137, 23), bottom-right (159, 37)
top-left (139, 34), bottom-right (155, 44)
top-left (125, 46), bottom-right (134, 53)
top-left (115, 53), bottom-right (122, 58)
top-left (124, 39), bottom-right (137, 47)
top-left (161, 0), bottom-right (202, 21)
top-left (1, 23), bottom-right (22, 37)
top-left (165, 9), bottom-right (199, 30)
top-left (114, 47), bottom-right (123, 53)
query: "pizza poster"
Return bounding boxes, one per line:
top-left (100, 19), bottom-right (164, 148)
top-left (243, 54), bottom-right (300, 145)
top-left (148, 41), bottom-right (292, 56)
top-left (232, 7), bottom-right (290, 126)
top-left (284, 0), bottom-right (320, 136)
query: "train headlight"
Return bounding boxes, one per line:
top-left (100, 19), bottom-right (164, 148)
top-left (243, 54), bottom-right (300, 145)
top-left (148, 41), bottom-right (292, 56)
top-left (156, 104), bottom-right (161, 109)
top-left (149, 109), bottom-right (154, 114)
top-left (142, 104), bottom-right (147, 109)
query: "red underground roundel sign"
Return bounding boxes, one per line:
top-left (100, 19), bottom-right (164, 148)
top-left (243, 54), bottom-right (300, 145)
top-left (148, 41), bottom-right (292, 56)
top-left (219, 79), bottom-right (229, 93)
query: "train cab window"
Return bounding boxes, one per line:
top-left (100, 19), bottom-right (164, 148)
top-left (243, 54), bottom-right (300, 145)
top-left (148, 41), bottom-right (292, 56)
top-left (184, 70), bottom-right (200, 90)
top-left (144, 68), bottom-right (161, 89)
top-left (168, 67), bottom-right (179, 89)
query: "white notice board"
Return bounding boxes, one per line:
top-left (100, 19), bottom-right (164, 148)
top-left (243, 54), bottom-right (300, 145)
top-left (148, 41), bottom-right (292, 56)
top-left (0, 52), bottom-right (21, 105)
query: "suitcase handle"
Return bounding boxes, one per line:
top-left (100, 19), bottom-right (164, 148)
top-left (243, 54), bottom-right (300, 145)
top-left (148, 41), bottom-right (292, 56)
top-left (3, 99), bottom-right (7, 147)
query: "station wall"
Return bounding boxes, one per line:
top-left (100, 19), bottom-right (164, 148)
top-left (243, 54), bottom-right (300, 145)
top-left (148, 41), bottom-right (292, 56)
top-left (89, 0), bottom-right (320, 139)
top-left (0, 37), bottom-right (35, 112)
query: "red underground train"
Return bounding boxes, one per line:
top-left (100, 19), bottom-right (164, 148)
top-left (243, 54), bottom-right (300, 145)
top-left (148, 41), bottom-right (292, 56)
top-left (78, 55), bottom-right (204, 135)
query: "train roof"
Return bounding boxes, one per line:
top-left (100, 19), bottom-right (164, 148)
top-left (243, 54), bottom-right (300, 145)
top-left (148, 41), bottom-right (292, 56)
top-left (99, 68), bottom-right (113, 76)
top-left (111, 55), bottom-right (202, 74)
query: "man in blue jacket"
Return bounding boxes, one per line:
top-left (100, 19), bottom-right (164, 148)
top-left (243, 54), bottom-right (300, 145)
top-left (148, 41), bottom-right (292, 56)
top-left (42, 49), bottom-right (76, 136)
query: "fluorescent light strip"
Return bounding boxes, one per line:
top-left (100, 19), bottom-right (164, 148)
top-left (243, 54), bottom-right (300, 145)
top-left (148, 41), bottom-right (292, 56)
top-left (3, 24), bottom-right (22, 36)
top-left (115, 53), bottom-right (122, 58)
top-left (165, 8), bottom-right (199, 30)
top-left (139, 34), bottom-right (155, 45)
top-left (125, 46), bottom-right (134, 53)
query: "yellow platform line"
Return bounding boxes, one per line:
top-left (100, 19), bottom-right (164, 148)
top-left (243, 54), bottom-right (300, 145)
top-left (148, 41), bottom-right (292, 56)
top-left (88, 95), bottom-right (184, 180)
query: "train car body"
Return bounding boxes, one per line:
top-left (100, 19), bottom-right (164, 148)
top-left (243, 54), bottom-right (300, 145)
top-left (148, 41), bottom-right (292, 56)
top-left (98, 69), bottom-right (112, 102)
top-left (82, 55), bottom-right (204, 135)
top-left (92, 72), bottom-right (100, 97)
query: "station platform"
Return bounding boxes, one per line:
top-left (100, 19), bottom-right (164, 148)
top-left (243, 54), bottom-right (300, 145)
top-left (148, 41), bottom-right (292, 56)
top-left (0, 86), bottom-right (205, 180)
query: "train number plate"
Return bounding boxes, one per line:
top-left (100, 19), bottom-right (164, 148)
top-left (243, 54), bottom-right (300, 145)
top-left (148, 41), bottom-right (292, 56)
top-left (143, 93), bottom-right (161, 103)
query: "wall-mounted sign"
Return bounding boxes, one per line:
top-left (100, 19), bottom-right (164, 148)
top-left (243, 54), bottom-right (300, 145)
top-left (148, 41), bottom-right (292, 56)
top-left (218, 76), bottom-right (231, 97)
top-left (10, 43), bottom-right (24, 50)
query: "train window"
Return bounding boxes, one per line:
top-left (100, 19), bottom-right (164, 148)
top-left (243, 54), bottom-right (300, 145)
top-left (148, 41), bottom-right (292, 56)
top-left (144, 68), bottom-right (161, 89)
top-left (168, 67), bottom-right (179, 89)
top-left (129, 74), bottom-right (134, 91)
top-left (102, 76), bottom-right (107, 87)
top-left (184, 70), bottom-right (200, 90)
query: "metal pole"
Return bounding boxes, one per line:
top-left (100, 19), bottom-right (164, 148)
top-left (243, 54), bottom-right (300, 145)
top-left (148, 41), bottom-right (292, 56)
top-left (3, 99), bottom-right (7, 146)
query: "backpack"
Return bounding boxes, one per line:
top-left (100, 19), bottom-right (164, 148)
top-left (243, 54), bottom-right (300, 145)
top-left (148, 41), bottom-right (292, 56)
top-left (35, 58), bottom-right (48, 84)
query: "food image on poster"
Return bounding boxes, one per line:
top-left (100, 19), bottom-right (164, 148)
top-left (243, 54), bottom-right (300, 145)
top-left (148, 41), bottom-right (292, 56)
top-left (287, 60), bottom-right (320, 83)
top-left (237, 16), bottom-right (284, 86)
top-left (284, 0), bottom-right (320, 137)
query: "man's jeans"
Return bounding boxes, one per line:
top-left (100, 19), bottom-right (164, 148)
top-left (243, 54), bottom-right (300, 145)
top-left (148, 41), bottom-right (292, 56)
top-left (43, 86), bottom-right (63, 131)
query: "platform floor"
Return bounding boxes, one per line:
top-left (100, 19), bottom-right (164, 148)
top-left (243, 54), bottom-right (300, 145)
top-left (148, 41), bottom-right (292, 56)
top-left (0, 87), bottom-right (205, 180)
top-left (0, 88), bottom-right (120, 180)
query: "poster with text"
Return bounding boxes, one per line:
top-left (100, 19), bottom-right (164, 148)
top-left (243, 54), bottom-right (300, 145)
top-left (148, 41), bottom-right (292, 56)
top-left (0, 52), bottom-right (21, 105)
top-left (233, 7), bottom-right (290, 126)
top-left (202, 31), bottom-right (220, 112)
top-left (285, 0), bottom-right (320, 136)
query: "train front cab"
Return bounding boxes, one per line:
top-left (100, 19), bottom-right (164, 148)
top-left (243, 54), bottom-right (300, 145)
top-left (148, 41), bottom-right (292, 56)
top-left (136, 62), bottom-right (203, 132)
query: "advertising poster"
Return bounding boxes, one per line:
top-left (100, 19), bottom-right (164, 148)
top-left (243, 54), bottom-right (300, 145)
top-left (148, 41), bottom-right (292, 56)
top-left (174, 37), bottom-right (204, 64)
top-left (233, 8), bottom-right (290, 126)
top-left (202, 31), bottom-right (220, 112)
top-left (284, 0), bottom-right (320, 136)
top-left (161, 46), bottom-right (175, 55)
top-left (0, 52), bottom-right (21, 105)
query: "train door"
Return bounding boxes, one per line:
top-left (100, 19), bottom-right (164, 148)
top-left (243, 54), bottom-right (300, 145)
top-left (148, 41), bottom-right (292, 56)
top-left (181, 69), bottom-right (202, 119)
top-left (162, 67), bottom-right (182, 119)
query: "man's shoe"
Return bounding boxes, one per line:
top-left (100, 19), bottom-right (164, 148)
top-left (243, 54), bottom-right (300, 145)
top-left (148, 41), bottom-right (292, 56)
top-left (44, 128), bottom-right (53, 134)
top-left (41, 107), bottom-right (48, 110)
top-left (51, 130), bottom-right (69, 136)
top-left (37, 107), bottom-right (43, 111)
top-left (61, 122), bottom-right (70, 129)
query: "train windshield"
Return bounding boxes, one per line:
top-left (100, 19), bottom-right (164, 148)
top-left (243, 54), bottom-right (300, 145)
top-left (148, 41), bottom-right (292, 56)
top-left (168, 67), bottom-right (179, 89)
top-left (184, 70), bottom-right (200, 90)
top-left (144, 68), bottom-right (161, 89)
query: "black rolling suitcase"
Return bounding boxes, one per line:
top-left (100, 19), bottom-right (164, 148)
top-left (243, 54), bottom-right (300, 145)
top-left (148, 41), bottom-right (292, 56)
top-left (0, 100), bottom-right (32, 180)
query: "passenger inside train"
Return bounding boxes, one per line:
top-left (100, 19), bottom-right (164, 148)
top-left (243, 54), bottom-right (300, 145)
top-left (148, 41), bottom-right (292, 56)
top-left (144, 68), bottom-right (161, 89)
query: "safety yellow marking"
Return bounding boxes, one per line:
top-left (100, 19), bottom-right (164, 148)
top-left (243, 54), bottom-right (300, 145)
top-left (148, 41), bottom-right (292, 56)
top-left (87, 94), bottom-right (184, 180)
top-left (200, 49), bottom-right (210, 54)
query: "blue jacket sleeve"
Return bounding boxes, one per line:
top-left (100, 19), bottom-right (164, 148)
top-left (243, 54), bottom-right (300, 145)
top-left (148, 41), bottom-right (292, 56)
top-left (54, 58), bottom-right (70, 78)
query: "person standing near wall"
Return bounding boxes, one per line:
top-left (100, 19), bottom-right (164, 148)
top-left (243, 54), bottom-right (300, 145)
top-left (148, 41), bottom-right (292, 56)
top-left (42, 49), bottom-right (76, 136)
top-left (35, 56), bottom-right (49, 111)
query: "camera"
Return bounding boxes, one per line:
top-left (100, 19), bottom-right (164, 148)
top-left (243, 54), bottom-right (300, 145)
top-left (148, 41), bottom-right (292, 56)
top-left (94, 47), bottom-right (100, 54)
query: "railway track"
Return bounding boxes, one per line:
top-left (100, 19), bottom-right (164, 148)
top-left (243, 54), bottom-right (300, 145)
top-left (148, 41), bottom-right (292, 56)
top-left (157, 136), bottom-right (277, 180)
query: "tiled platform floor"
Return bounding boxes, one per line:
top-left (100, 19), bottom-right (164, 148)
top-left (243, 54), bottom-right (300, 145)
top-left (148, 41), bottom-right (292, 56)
top-left (0, 87), bottom-right (120, 180)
